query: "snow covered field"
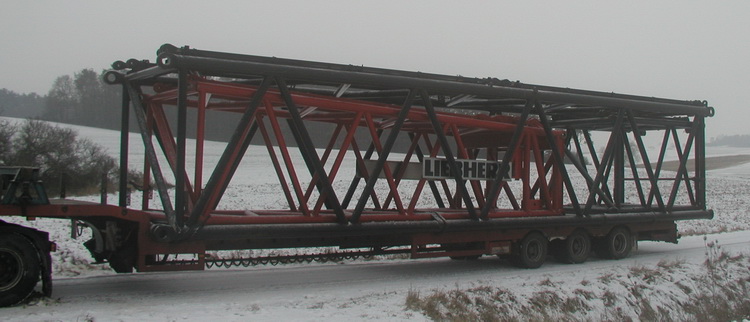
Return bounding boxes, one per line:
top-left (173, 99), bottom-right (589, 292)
top-left (2, 118), bottom-right (750, 320)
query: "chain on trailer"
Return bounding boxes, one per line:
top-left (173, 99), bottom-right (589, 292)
top-left (201, 247), bottom-right (410, 268)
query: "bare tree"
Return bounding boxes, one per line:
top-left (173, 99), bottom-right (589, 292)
top-left (44, 75), bottom-right (77, 122)
top-left (8, 119), bottom-right (116, 195)
top-left (0, 119), bottom-right (16, 164)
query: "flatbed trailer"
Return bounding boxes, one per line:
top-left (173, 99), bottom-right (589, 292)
top-left (0, 44), bottom-right (714, 306)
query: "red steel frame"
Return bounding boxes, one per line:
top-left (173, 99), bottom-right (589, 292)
top-left (137, 76), bottom-right (565, 226)
top-left (0, 45), bottom-right (716, 286)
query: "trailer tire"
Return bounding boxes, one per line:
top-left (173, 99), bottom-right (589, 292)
top-left (511, 232), bottom-right (548, 269)
top-left (0, 233), bottom-right (41, 307)
top-left (596, 227), bottom-right (632, 260)
top-left (555, 229), bottom-right (591, 264)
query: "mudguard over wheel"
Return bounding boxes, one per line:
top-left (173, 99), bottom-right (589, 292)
top-left (511, 232), bottom-right (548, 269)
top-left (596, 227), bottom-right (633, 260)
top-left (0, 233), bottom-right (41, 307)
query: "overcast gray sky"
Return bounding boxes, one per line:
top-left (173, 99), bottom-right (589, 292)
top-left (1, 1), bottom-right (747, 138)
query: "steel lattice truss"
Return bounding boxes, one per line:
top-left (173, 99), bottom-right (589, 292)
top-left (105, 44), bottom-right (714, 240)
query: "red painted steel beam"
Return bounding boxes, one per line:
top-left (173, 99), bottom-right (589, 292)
top-left (276, 77), bottom-right (346, 223)
top-left (312, 113), bottom-right (363, 215)
top-left (362, 112), bottom-right (406, 215)
top-left (194, 91), bottom-right (209, 195)
top-left (303, 123), bottom-right (343, 205)
top-left (263, 100), bottom-right (311, 216)
top-left (123, 75), bottom-right (574, 228)
top-left (185, 78), bottom-right (272, 230)
top-left (146, 103), bottom-right (198, 204)
top-left (256, 114), bottom-right (297, 211)
top-left (154, 80), bottom-right (552, 138)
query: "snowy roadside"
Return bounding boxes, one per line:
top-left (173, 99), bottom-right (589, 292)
top-left (1, 231), bottom-right (748, 321)
top-left (402, 233), bottom-right (750, 321)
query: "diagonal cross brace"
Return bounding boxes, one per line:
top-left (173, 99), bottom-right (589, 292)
top-left (350, 90), bottom-right (417, 224)
top-left (126, 83), bottom-right (176, 229)
top-left (275, 77), bottom-right (348, 225)
top-left (421, 90), bottom-right (478, 220)
top-left (535, 101), bottom-right (583, 217)
top-left (185, 77), bottom-right (272, 230)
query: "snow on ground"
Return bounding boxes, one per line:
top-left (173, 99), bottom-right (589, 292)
top-left (2, 231), bottom-right (748, 321)
top-left (2, 118), bottom-right (750, 320)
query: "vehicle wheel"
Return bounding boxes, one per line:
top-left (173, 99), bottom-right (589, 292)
top-left (0, 233), bottom-right (41, 307)
top-left (555, 230), bottom-right (591, 264)
top-left (511, 232), bottom-right (548, 269)
top-left (596, 227), bottom-right (633, 260)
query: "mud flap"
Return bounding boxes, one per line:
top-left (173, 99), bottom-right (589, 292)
top-left (40, 241), bottom-right (53, 297)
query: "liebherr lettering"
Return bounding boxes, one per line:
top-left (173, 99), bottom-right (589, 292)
top-left (422, 158), bottom-right (507, 180)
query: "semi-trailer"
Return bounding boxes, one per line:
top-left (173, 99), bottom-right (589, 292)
top-left (0, 44), bottom-right (714, 306)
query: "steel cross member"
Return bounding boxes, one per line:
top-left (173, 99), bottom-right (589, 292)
top-left (185, 77), bottom-right (272, 231)
top-left (479, 100), bottom-right (532, 220)
top-left (175, 69), bottom-right (188, 228)
top-left (350, 90), bottom-right (417, 224)
top-left (126, 83), bottom-right (176, 229)
top-left (275, 77), bottom-right (347, 225)
top-left (625, 110), bottom-right (664, 210)
top-left (420, 90), bottom-right (478, 220)
top-left (667, 128), bottom-right (697, 205)
top-left (408, 132), bottom-right (446, 208)
top-left (342, 129), bottom-right (383, 209)
top-left (535, 101), bottom-right (583, 217)
top-left (118, 84), bottom-right (130, 208)
top-left (583, 109), bottom-right (626, 216)
top-left (667, 120), bottom-right (698, 210)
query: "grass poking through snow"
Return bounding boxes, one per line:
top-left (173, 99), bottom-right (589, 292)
top-left (405, 241), bottom-right (750, 321)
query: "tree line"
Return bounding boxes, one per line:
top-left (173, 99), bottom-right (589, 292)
top-left (1, 69), bottom-right (120, 129)
top-left (0, 68), bottom-right (353, 147)
top-left (707, 135), bottom-right (750, 147)
top-left (43, 69), bottom-right (121, 129)
top-left (1, 68), bottom-right (241, 140)
top-left (0, 89), bottom-right (45, 118)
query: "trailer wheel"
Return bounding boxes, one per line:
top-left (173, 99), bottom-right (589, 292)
top-left (0, 233), bottom-right (41, 307)
top-left (555, 230), bottom-right (591, 264)
top-left (596, 227), bottom-right (633, 260)
top-left (511, 232), bottom-right (548, 269)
